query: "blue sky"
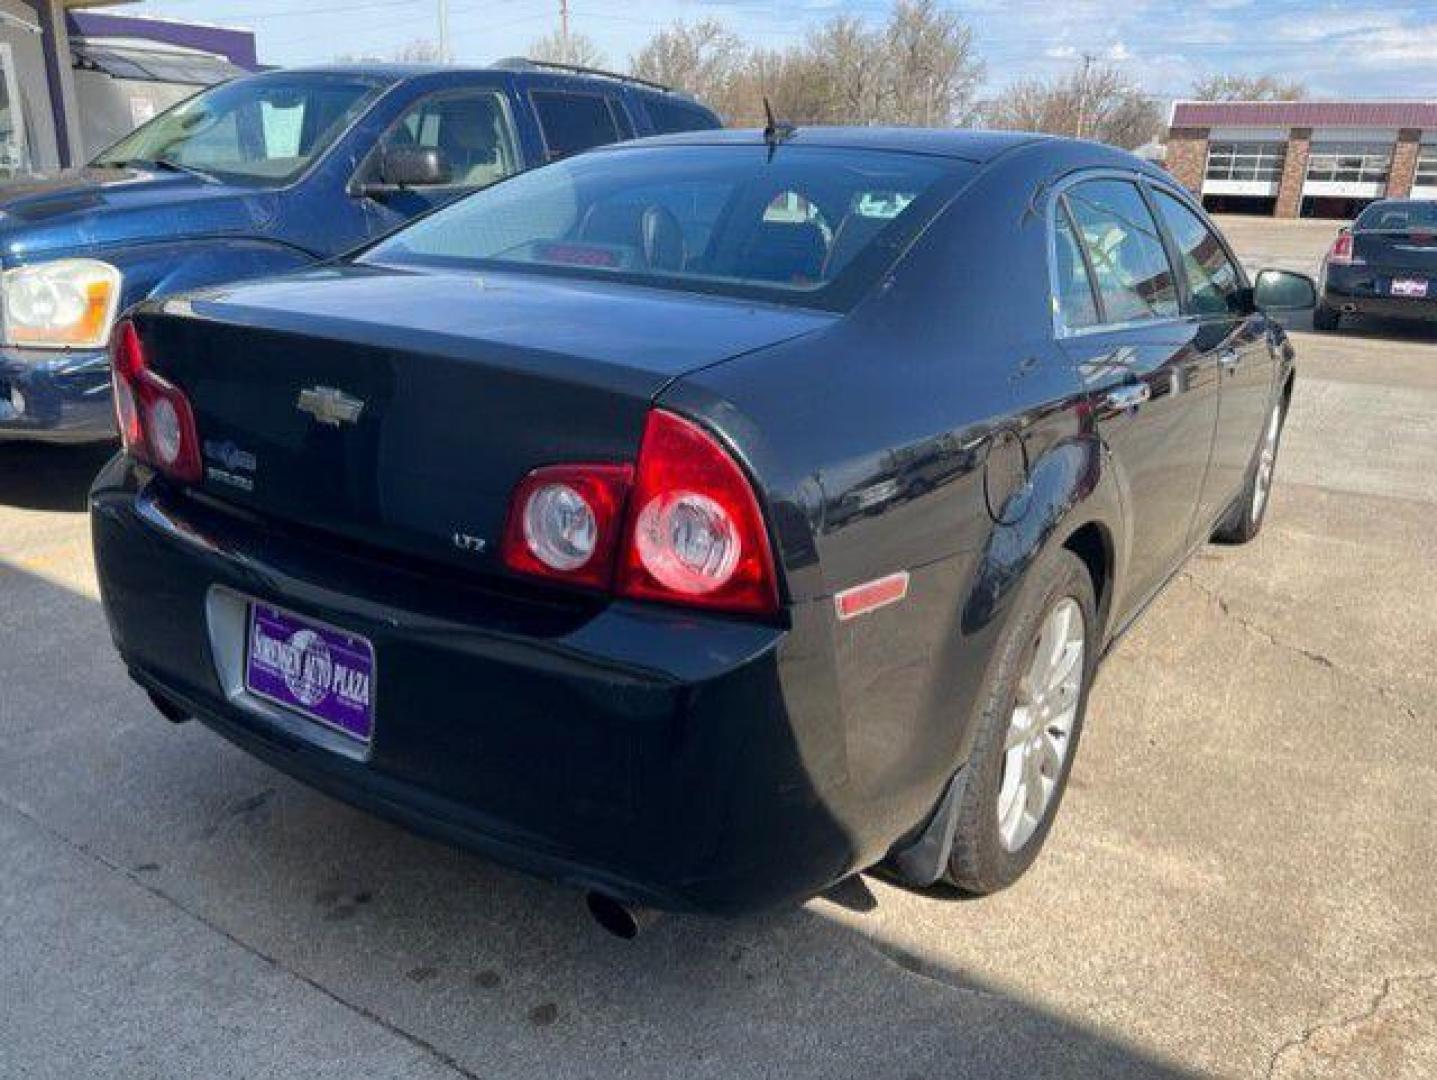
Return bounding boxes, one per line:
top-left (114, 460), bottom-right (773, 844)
top-left (120, 0), bottom-right (1437, 99)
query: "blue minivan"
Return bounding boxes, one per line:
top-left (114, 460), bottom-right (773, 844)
top-left (0, 60), bottom-right (719, 444)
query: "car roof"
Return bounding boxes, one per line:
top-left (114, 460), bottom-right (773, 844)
top-left (272, 63), bottom-right (697, 101)
top-left (609, 126), bottom-right (1055, 163)
top-left (1364, 198), bottom-right (1436, 209)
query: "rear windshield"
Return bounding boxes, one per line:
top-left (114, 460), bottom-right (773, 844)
top-left (1355, 201), bottom-right (1437, 232)
top-left (361, 144), bottom-right (970, 311)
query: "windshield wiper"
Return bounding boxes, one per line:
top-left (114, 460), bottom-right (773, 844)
top-left (115, 157), bottom-right (221, 184)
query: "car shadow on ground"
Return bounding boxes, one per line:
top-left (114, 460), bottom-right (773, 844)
top-left (0, 557), bottom-right (1205, 1079)
top-left (0, 442), bottom-right (115, 513)
top-left (1326, 314), bottom-right (1437, 344)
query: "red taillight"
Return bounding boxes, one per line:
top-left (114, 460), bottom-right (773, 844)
top-left (1329, 232), bottom-right (1361, 266)
top-left (111, 319), bottom-right (202, 484)
top-left (617, 410), bottom-right (779, 616)
top-left (500, 463), bottom-right (632, 590)
top-left (500, 409), bottom-right (780, 617)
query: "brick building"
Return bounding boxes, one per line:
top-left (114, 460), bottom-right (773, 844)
top-left (1165, 100), bottom-right (1437, 219)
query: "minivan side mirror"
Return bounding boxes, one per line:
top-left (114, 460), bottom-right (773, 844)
top-left (1253, 268), bottom-right (1317, 313)
top-left (358, 146), bottom-right (451, 198)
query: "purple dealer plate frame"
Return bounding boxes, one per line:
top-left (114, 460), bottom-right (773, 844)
top-left (244, 603), bottom-right (376, 744)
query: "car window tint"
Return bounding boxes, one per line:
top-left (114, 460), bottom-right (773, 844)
top-left (380, 90), bottom-right (518, 188)
top-left (363, 144), bottom-right (965, 311)
top-left (532, 91), bottom-right (623, 159)
top-left (1152, 190), bottom-right (1244, 317)
top-left (1355, 201), bottom-right (1437, 231)
top-left (645, 98), bottom-right (719, 134)
top-left (1053, 202), bottom-right (1100, 330)
top-left (1064, 179), bottom-right (1179, 324)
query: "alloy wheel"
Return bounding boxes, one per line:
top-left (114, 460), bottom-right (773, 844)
top-left (997, 597), bottom-right (1086, 852)
top-left (1252, 403), bottom-right (1282, 523)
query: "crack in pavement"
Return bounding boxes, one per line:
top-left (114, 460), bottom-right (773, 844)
top-left (1265, 971), bottom-right (1437, 1079)
top-left (0, 791), bottom-right (482, 1080)
top-left (1177, 572), bottom-right (1425, 724)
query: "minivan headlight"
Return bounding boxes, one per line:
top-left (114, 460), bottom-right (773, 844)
top-left (3, 259), bottom-right (122, 349)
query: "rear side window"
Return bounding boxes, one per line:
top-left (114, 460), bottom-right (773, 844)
top-left (1152, 190), bottom-right (1245, 317)
top-left (1053, 202), bottom-right (1099, 330)
top-left (532, 91), bottom-right (627, 159)
top-left (1064, 179), bottom-right (1179, 325)
top-left (645, 98), bottom-right (719, 134)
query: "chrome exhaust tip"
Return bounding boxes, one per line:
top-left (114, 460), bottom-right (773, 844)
top-left (585, 891), bottom-right (661, 939)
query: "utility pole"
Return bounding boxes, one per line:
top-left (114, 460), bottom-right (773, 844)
top-left (1074, 52), bottom-right (1096, 140)
top-left (437, 0), bottom-right (450, 63)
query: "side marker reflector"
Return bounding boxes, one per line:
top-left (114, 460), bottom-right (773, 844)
top-left (835, 572), bottom-right (910, 621)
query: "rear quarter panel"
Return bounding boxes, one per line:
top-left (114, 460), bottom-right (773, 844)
top-left (663, 140), bottom-right (1125, 862)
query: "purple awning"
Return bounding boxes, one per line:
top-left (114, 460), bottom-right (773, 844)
top-left (67, 11), bottom-right (258, 71)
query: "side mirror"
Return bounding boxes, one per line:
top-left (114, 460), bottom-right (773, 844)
top-left (358, 146), bottom-right (451, 197)
top-left (1253, 268), bottom-right (1317, 313)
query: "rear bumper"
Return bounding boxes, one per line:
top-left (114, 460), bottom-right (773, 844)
top-left (1322, 266), bottom-right (1437, 323)
top-left (90, 457), bottom-right (862, 915)
top-left (0, 347), bottom-right (115, 443)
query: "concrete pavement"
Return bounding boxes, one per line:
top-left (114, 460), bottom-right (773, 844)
top-left (1, 218), bottom-right (1433, 1078)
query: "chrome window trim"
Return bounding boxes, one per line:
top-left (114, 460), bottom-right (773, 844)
top-left (1046, 168), bottom-right (1185, 340)
top-left (1046, 167), bottom-right (1251, 340)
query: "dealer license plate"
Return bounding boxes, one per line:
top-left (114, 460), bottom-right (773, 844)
top-left (244, 602), bottom-right (375, 744)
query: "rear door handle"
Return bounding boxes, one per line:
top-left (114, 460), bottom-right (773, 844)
top-left (1104, 383), bottom-right (1151, 411)
top-left (1218, 348), bottom-right (1241, 369)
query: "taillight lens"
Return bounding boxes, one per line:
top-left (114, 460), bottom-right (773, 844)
top-left (500, 410), bottom-right (780, 617)
top-left (501, 464), bottom-right (632, 590)
top-left (1329, 232), bottom-right (1361, 266)
top-left (617, 410), bottom-right (779, 616)
top-left (111, 319), bottom-right (203, 484)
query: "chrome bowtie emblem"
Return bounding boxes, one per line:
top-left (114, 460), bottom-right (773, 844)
top-left (297, 386), bottom-right (365, 427)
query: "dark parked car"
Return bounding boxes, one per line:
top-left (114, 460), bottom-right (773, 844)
top-left (1316, 198), bottom-right (1437, 331)
top-left (91, 129), bottom-right (1314, 930)
top-left (0, 59), bottom-right (718, 444)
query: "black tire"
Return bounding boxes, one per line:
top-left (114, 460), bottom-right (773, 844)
top-left (943, 547), bottom-right (1098, 895)
top-left (1213, 394), bottom-right (1286, 545)
top-left (1312, 302), bottom-right (1341, 333)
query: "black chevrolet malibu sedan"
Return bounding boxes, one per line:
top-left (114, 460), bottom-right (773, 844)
top-left (91, 128), bottom-right (1315, 926)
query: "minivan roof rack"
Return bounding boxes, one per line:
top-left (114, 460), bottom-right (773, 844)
top-left (490, 57), bottom-right (678, 96)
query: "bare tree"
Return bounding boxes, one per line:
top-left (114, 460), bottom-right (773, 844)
top-left (805, 16), bottom-right (888, 125)
top-left (1191, 74), bottom-right (1306, 102)
top-left (527, 29), bottom-right (607, 69)
top-left (394, 39), bottom-right (443, 63)
top-left (631, 19), bottom-right (744, 117)
top-left (628, 3), bottom-right (983, 129)
top-left (738, 47), bottom-right (833, 126)
top-left (336, 38), bottom-right (441, 64)
top-left (984, 65), bottom-right (1162, 150)
top-left (882, 0), bottom-right (983, 126)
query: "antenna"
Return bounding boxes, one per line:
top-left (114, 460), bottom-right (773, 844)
top-left (761, 97), bottom-right (796, 158)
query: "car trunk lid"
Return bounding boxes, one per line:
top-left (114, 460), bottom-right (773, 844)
top-left (135, 266), bottom-right (830, 577)
top-left (1353, 229), bottom-right (1437, 273)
